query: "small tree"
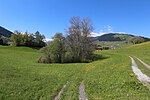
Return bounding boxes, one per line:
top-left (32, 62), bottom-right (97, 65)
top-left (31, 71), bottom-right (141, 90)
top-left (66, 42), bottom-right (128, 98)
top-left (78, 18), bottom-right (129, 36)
top-left (35, 31), bottom-right (45, 43)
top-left (38, 32), bottom-right (66, 63)
top-left (52, 33), bottom-right (66, 63)
top-left (11, 31), bottom-right (22, 46)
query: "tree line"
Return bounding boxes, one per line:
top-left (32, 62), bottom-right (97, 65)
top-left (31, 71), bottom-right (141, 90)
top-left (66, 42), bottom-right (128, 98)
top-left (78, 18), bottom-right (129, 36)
top-left (11, 31), bottom-right (45, 47)
top-left (0, 30), bottom-right (45, 47)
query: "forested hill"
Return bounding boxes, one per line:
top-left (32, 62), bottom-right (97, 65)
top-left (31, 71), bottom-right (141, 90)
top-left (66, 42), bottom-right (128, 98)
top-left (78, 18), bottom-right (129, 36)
top-left (95, 33), bottom-right (150, 42)
top-left (0, 26), bottom-right (13, 37)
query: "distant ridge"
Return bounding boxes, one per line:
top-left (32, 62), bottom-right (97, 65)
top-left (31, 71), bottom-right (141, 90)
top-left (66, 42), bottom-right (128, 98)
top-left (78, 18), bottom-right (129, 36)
top-left (95, 33), bottom-right (150, 42)
top-left (0, 26), bottom-right (13, 37)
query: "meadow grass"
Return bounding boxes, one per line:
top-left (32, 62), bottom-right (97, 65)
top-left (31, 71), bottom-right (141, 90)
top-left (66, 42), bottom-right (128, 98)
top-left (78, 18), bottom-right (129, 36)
top-left (0, 42), bottom-right (150, 100)
top-left (0, 46), bottom-right (85, 99)
top-left (114, 42), bottom-right (150, 65)
top-left (95, 41), bottom-right (133, 48)
top-left (83, 51), bottom-right (150, 99)
top-left (134, 58), bottom-right (150, 77)
top-left (61, 42), bottom-right (150, 99)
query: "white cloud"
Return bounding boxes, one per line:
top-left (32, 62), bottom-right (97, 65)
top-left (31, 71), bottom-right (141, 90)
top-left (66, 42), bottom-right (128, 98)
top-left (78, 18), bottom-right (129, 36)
top-left (90, 32), bottom-right (106, 37)
top-left (90, 25), bottom-right (133, 37)
top-left (112, 32), bottom-right (129, 34)
top-left (90, 31), bottom-right (130, 37)
top-left (90, 25), bottom-right (114, 37)
top-left (43, 38), bottom-right (53, 43)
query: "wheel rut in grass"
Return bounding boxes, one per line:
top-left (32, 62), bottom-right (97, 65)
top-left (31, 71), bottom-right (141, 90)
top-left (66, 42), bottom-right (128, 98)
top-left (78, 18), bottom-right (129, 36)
top-left (129, 56), bottom-right (150, 90)
top-left (134, 56), bottom-right (150, 70)
top-left (54, 84), bottom-right (66, 100)
top-left (79, 81), bottom-right (88, 100)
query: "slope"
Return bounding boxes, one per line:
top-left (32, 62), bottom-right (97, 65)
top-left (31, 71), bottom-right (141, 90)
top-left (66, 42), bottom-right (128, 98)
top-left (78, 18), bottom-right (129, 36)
top-left (0, 43), bottom-right (150, 99)
top-left (0, 26), bottom-right (13, 37)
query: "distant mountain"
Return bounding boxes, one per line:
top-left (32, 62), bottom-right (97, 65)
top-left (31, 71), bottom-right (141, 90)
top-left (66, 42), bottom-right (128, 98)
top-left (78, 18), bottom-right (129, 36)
top-left (0, 26), bottom-right (13, 38)
top-left (95, 33), bottom-right (150, 42)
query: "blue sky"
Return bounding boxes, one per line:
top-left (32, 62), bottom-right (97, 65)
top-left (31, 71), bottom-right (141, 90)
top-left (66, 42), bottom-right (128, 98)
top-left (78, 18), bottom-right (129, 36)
top-left (0, 0), bottom-right (150, 39)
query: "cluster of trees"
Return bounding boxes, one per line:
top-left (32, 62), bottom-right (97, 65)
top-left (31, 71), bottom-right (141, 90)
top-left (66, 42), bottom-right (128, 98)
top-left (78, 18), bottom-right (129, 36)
top-left (11, 31), bottom-right (45, 47)
top-left (95, 45), bottom-right (110, 50)
top-left (0, 36), bottom-right (10, 45)
top-left (128, 36), bottom-right (145, 44)
top-left (37, 17), bottom-right (95, 63)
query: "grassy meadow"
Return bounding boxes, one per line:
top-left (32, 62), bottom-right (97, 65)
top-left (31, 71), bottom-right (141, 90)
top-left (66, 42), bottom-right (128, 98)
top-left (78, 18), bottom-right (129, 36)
top-left (114, 42), bottom-right (150, 64)
top-left (0, 46), bottom-right (86, 99)
top-left (0, 42), bottom-right (150, 99)
top-left (83, 42), bottom-right (150, 99)
top-left (95, 41), bottom-right (133, 49)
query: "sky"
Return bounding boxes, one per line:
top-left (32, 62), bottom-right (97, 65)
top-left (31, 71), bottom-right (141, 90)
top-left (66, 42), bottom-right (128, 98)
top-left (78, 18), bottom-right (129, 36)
top-left (0, 0), bottom-right (150, 39)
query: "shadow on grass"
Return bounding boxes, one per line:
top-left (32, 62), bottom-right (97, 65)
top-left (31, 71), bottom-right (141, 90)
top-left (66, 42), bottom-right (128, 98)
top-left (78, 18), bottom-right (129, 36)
top-left (41, 54), bottom-right (110, 64)
top-left (37, 54), bottom-right (110, 64)
top-left (28, 46), bottom-right (41, 50)
top-left (90, 54), bottom-right (110, 62)
top-left (59, 54), bottom-right (109, 64)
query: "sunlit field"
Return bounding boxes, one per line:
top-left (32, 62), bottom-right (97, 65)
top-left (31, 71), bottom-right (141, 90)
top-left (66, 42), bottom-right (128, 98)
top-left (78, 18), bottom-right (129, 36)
top-left (0, 42), bottom-right (150, 99)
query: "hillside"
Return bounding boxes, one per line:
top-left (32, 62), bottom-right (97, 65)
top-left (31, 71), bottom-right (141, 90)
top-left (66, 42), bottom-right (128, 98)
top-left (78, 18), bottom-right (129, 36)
top-left (96, 33), bottom-right (150, 42)
top-left (0, 43), bottom-right (150, 99)
top-left (0, 26), bottom-right (13, 37)
top-left (115, 41), bottom-right (150, 64)
top-left (93, 33), bottom-right (150, 49)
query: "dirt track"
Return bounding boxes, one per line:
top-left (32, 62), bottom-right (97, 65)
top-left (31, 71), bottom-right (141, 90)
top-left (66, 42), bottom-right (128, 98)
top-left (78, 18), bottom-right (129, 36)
top-left (129, 56), bottom-right (150, 90)
top-left (79, 81), bottom-right (88, 100)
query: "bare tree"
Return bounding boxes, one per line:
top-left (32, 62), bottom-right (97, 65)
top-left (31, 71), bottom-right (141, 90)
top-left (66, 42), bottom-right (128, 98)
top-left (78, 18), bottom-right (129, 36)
top-left (66, 16), bottom-right (94, 62)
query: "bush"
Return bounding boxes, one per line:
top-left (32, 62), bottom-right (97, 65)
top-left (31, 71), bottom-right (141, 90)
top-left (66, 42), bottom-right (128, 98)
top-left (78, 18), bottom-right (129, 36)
top-left (103, 46), bottom-right (110, 50)
top-left (37, 55), bottom-right (51, 63)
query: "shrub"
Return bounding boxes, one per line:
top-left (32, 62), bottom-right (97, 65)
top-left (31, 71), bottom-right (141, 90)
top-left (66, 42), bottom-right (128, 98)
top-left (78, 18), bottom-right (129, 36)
top-left (37, 55), bottom-right (51, 63)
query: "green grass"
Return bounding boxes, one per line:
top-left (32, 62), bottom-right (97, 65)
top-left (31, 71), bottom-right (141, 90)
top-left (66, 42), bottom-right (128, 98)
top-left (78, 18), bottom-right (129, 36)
top-left (95, 41), bottom-right (133, 49)
top-left (83, 51), bottom-right (150, 99)
top-left (114, 42), bottom-right (150, 65)
top-left (0, 46), bottom-right (85, 99)
top-left (0, 42), bottom-right (150, 100)
top-left (134, 57), bottom-right (150, 77)
top-left (83, 42), bottom-right (150, 99)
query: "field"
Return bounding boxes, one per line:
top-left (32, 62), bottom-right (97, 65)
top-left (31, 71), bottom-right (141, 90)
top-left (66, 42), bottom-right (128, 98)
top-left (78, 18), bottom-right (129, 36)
top-left (114, 42), bottom-right (150, 64)
top-left (0, 42), bottom-right (150, 99)
top-left (94, 41), bottom-right (133, 49)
